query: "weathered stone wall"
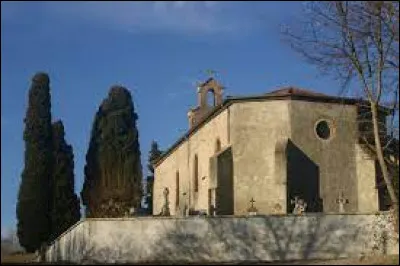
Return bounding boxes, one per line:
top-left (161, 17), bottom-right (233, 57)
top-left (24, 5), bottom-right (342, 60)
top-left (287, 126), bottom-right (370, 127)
top-left (45, 220), bottom-right (89, 262)
top-left (154, 108), bottom-right (229, 215)
top-left (45, 213), bottom-right (399, 264)
top-left (230, 100), bottom-right (291, 215)
top-left (153, 140), bottom-right (189, 216)
top-left (355, 144), bottom-right (379, 212)
top-left (155, 98), bottom-right (380, 216)
top-left (288, 100), bottom-right (378, 213)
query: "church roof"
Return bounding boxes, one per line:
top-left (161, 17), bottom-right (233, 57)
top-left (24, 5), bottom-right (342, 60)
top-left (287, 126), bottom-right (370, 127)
top-left (153, 87), bottom-right (391, 167)
top-left (265, 87), bottom-right (329, 97)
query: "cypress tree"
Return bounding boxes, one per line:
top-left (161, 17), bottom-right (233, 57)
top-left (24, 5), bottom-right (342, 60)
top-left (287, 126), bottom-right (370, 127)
top-left (145, 141), bottom-right (163, 215)
top-left (81, 106), bottom-right (102, 217)
top-left (17, 73), bottom-right (53, 252)
top-left (82, 86), bottom-right (142, 217)
top-left (49, 121), bottom-right (81, 242)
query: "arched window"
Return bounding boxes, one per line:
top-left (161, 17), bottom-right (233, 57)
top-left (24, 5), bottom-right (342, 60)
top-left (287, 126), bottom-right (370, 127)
top-left (176, 171), bottom-right (180, 207)
top-left (207, 89), bottom-right (215, 107)
top-left (215, 138), bottom-right (221, 153)
top-left (194, 155), bottom-right (199, 192)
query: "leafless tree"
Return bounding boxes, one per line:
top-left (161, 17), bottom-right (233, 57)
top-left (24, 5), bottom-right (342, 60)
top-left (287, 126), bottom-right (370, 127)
top-left (282, 1), bottom-right (399, 219)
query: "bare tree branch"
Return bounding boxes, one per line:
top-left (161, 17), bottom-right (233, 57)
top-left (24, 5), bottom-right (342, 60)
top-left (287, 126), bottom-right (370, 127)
top-left (282, 0), bottom-right (399, 218)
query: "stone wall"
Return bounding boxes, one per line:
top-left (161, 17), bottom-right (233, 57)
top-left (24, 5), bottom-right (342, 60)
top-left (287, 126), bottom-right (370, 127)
top-left (45, 220), bottom-right (89, 262)
top-left (355, 144), bottom-right (379, 212)
top-left (289, 101), bottom-right (370, 213)
top-left (230, 100), bottom-right (291, 215)
top-left (154, 98), bottom-right (381, 216)
top-left (45, 213), bottom-right (399, 264)
top-left (154, 108), bottom-right (229, 215)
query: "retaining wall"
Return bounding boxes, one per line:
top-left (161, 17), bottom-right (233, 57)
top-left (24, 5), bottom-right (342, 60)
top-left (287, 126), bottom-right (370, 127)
top-left (45, 212), bottom-right (399, 264)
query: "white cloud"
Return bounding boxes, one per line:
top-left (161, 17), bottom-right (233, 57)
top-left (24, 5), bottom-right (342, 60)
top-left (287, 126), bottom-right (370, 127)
top-left (3, 2), bottom-right (297, 38)
top-left (41, 1), bottom-right (252, 36)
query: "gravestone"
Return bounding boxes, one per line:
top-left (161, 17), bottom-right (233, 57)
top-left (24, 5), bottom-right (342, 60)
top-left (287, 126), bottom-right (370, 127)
top-left (209, 204), bottom-right (216, 216)
top-left (160, 187), bottom-right (170, 216)
top-left (247, 197), bottom-right (258, 216)
top-left (291, 196), bottom-right (307, 215)
top-left (336, 192), bottom-right (349, 213)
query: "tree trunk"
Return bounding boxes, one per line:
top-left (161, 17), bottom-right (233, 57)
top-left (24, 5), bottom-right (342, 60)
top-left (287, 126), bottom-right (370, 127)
top-left (371, 102), bottom-right (399, 225)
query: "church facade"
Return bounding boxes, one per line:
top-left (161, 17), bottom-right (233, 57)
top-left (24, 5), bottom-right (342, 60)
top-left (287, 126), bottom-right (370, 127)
top-left (152, 78), bottom-right (387, 216)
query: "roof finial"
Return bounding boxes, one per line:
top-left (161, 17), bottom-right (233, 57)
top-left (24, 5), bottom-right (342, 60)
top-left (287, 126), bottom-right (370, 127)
top-left (205, 69), bottom-right (217, 78)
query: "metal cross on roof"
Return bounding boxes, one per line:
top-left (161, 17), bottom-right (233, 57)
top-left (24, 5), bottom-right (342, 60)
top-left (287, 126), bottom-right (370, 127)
top-left (205, 69), bottom-right (217, 77)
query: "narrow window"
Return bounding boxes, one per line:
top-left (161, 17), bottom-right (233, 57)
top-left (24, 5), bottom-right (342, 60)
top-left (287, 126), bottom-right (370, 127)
top-left (194, 155), bottom-right (199, 192)
top-left (176, 171), bottom-right (180, 207)
top-left (215, 138), bottom-right (221, 153)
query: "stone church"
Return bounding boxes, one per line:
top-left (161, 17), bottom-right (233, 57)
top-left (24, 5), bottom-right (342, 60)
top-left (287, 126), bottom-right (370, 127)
top-left (152, 78), bottom-right (390, 216)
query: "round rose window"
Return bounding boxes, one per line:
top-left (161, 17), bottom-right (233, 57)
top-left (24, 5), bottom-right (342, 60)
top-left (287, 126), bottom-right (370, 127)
top-left (315, 120), bottom-right (331, 140)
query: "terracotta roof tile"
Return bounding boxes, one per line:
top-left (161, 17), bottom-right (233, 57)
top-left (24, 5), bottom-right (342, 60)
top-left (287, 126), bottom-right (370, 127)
top-left (265, 87), bottom-right (329, 97)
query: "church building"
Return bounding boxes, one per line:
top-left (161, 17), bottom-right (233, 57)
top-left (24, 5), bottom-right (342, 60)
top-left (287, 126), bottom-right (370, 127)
top-left (152, 78), bottom-right (389, 216)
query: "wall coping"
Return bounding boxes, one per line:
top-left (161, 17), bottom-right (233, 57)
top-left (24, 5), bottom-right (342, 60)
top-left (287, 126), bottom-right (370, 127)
top-left (45, 211), bottom-right (393, 248)
top-left (45, 219), bottom-right (85, 248)
top-left (44, 211), bottom-right (396, 263)
top-left (81, 211), bottom-right (391, 221)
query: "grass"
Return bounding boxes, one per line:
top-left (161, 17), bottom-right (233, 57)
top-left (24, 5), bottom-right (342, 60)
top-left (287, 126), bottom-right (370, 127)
top-left (1, 253), bottom-right (398, 265)
top-left (1, 252), bottom-right (37, 264)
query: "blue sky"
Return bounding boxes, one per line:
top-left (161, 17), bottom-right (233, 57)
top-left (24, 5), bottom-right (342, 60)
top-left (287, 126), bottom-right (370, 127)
top-left (1, 1), bottom-right (343, 234)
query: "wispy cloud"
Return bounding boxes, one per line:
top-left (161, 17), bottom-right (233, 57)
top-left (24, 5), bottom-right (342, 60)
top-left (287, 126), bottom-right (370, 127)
top-left (39, 1), bottom-right (253, 36)
top-left (2, 2), bottom-right (300, 38)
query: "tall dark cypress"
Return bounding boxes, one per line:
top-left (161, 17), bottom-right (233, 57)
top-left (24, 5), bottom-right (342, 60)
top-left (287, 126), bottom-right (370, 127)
top-left (82, 86), bottom-right (142, 217)
top-left (145, 141), bottom-right (163, 215)
top-left (17, 73), bottom-right (53, 252)
top-left (81, 107), bottom-right (102, 217)
top-left (49, 121), bottom-right (81, 242)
